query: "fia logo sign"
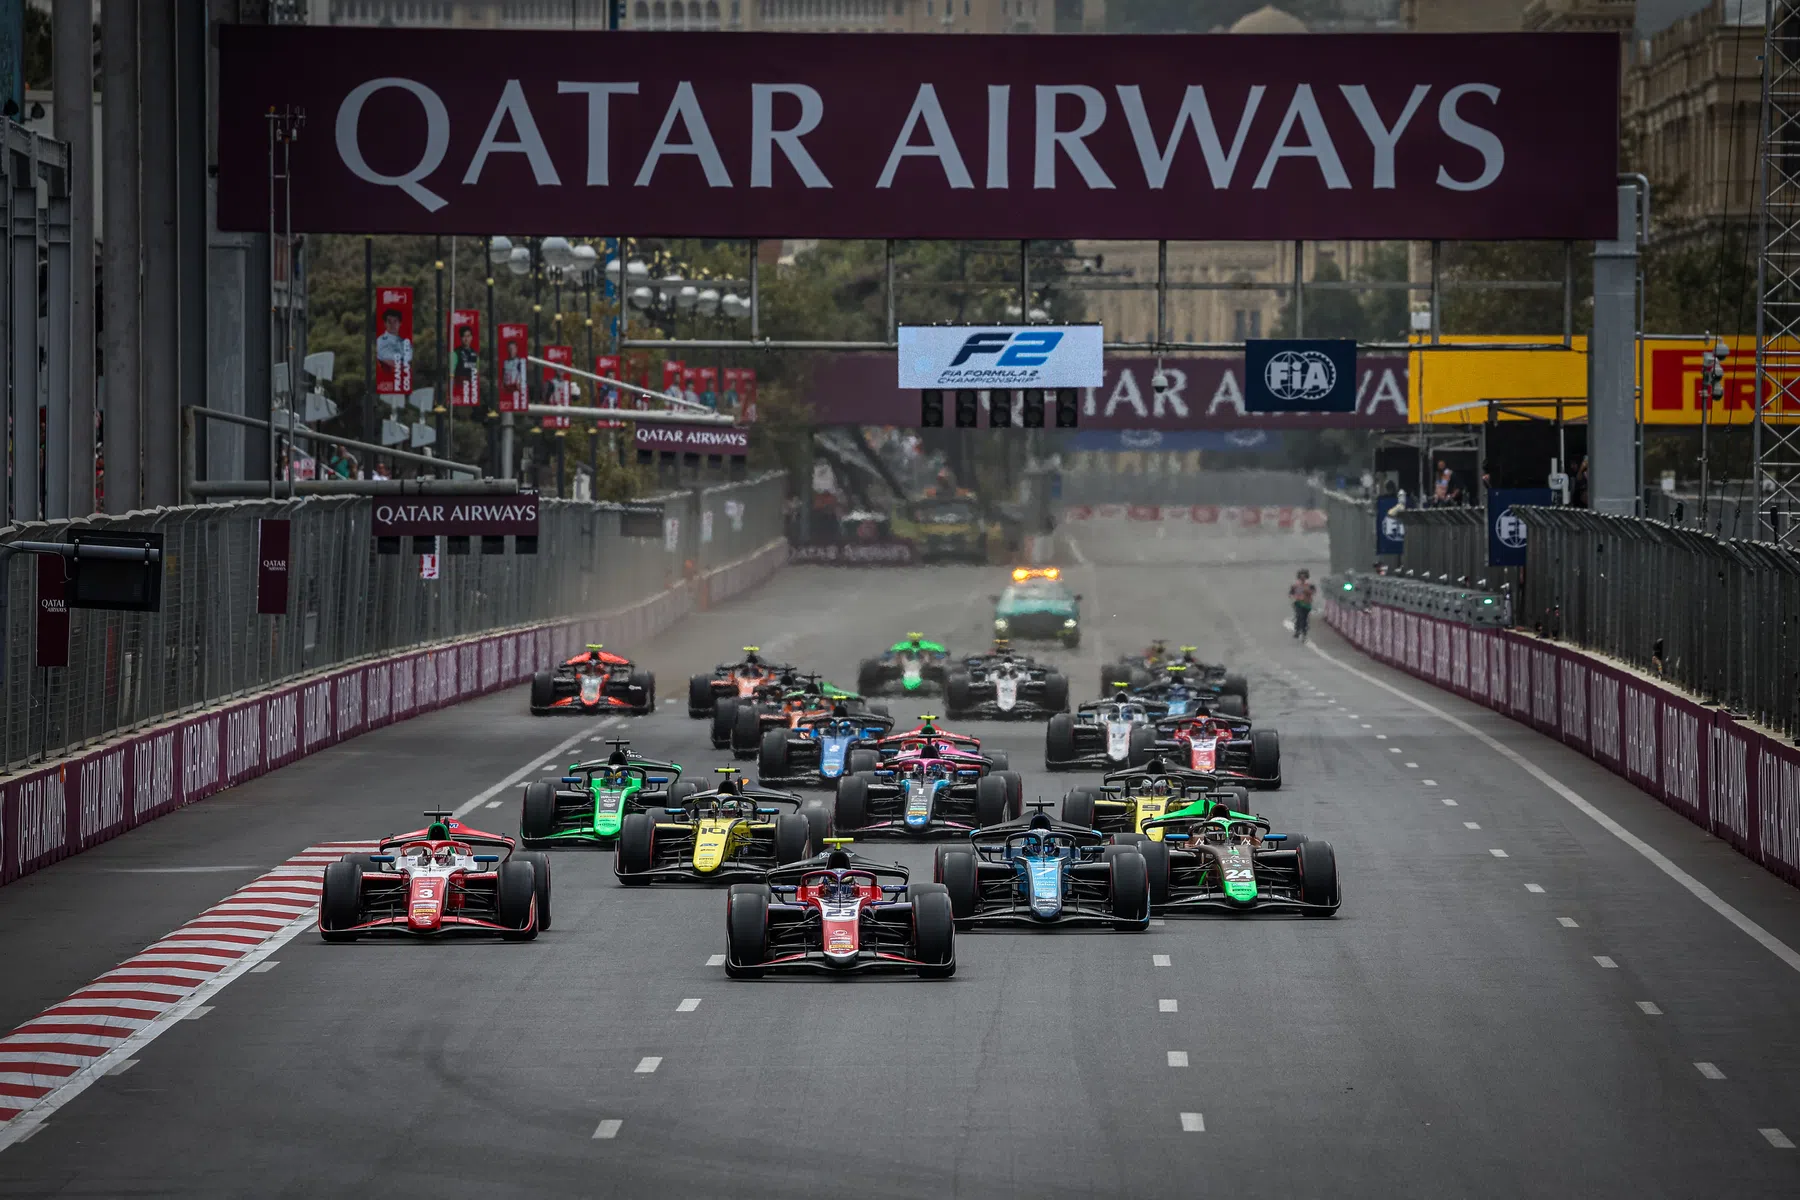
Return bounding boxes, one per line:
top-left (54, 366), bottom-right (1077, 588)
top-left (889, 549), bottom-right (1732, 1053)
top-left (1262, 350), bottom-right (1339, 404)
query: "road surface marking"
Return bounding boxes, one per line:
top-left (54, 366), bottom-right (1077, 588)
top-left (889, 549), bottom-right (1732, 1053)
top-left (1465, 822), bottom-right (1482, 830)
top-left (1309, 642), bottom-right (1800, 978)
top-left (706, 954), bottom-right (725, 967)
top-left (1442, 798), bottom-right (1459, 806)
top-left (1375, 734), bottom-right (1388, 740)
top-left (1159, 999), bottom-right (1178, 1013)
top-left (485, 800), bottom-right (503, 809)
top-left (1490, 849), bottom-right (1509, 858)
top-left (593, 1119), bottom-right (623, 1140)
top-left (1167, 1051), bottom-right (1189, 1067)
top-left (249, 962), bottom-right (278, 974)
top-left (634, 1057), bottom-right (661, 1074)
top-left (1760, 1129), bottom-right (1793, 1149)
top-left (677, 998), bottom-right (701, 1013)
top-left (1525, 883), bottom-right (1545, 893)
top-left (1422, 779), bottom-right (1439, 786)
top-left (1361, 724), bottom-right (1372, 729)
top-left (1150, 918), bottom-right (1165, 926)
top-left (1594, 956), bottom-right (1618, 968)
top-left (1153, 954), bottom-right (1171, 967)
top-left (1180, 1113), bottom-right (1205, 1132)
top-left (1696, 1062), bottom-right (1725, 1080)
top-left (454, 726), bottom-right (599, 818)
top-left (1388, 747), bottom-right (1402, 754)
top-left (105, 1060), bottom-right (138, 1077)
top-left (1557, 917), bottom-right (1579, 928)
top-left (1637, 1001), bottom-right (1662, 1015)
top-left (182, 1007), bottom-right (214, 1020)
top-left (1406, 762), bottom-right (1419, 768)
top-left (102, 866), bottom-right (259, 874)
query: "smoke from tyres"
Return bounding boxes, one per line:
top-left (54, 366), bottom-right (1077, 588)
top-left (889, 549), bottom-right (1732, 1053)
top-left (1244, 339), bottom-right (1358, 413)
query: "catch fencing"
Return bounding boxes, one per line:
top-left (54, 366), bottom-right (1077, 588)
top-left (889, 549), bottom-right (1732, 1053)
top-left (1, 474), bottom-right (786, 773)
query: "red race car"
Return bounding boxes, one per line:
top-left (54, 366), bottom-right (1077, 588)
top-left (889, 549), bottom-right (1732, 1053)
top-left (319, 811), bottom-right (552, 941)
top-left (688, 647), bottom-right (790, 718)
top-left (530, 644), bottom-right (655, 716)
top-left (723, 840), bottom-right (954, 978)
top-left (1148, 714), bottom-right (1282, 789)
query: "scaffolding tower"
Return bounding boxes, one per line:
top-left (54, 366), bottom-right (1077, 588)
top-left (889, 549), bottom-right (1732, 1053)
top-left (1756, 0), bottom-right (1800, 546)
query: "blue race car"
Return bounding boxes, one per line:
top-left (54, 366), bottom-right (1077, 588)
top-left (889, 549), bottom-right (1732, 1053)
top-left (757, 706), bottom-right (895, 788)
top-left (931, 806), bottom-right (1150, 930)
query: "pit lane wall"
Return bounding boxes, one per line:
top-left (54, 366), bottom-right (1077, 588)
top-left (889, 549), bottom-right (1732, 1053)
top-left (0, 537), bottom-right (787, 889)
top-left (1321, 595), bottom-right (1800, 891)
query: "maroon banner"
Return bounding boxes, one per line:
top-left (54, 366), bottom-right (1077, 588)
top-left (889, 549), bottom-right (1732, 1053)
top-left (498, 322), bottom-right (529, 412)
top-left (216, 28), bottom-right (1619, 241)
top-left (35, 556), bottom-right (69, 668)
top-left (806, 352), bottom-right (1408, 428)
top-left (790, 540), bottom-right (917, 566)
top-left (375, 286), bottom-right (414, 395)
top-left (450, 309), bottom-right (481, 407)
top-left (634, 424), bottom-right (749, 457)
top-left (257, 519), bottom-right (291, 616)
top-left (371, 493), bottom-right (541, 537)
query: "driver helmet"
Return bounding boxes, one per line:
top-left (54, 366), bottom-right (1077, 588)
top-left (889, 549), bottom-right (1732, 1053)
top-left (603, 768), bottom-right (630, 788)
top-left (1151, 778), bottom-right (1170, 795)
top-left (717, 778), bottom-right (739, 796)
top-left (820, 873), bottom-right (856, 902)
top-left (413, 846), bottom-right (433, 867)
top-left (435, 845), bottom-right (456, 867)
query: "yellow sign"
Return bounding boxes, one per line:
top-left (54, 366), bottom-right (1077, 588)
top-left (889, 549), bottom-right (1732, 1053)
top-left (1411, 335), bottom-right (1800, 425)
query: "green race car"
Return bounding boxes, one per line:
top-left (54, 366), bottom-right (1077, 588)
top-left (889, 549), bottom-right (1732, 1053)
top-left (519, 739), bottom-right (693, 849)
top-left (1119, 791), bottom-right (1340, 916)
top-left (992, 567), bottom-right (1081, 648)
top-left (857, 633), bottom-right (952, 696)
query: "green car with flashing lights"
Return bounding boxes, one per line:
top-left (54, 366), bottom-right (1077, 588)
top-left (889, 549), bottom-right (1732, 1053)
top-left (992, 568), bottom-right (1081, 648)
top-left (519, 739), bottom-right (694, 849)
top-left (1114, 789), bottom-right (1339, 916)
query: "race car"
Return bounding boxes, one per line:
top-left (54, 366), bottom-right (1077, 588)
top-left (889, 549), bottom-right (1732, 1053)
top-left (614, 769), bottom-right (832, 885)
top-left (530, 645), bottom-right (655, 716)
top-left (723, 840), bottom-right (954, 978)
top-left (931, 805), bottom-right (1150, 930)
top-left (1144, 711), bottom-right (1282, 788)
top-left (688, 648), bottom-right (789, 718)
top-left (993, 567), bottom-right (1081, 648)
top-left (320, 811), bottom-right (551, 942)
top-left (757, 705), bottom-right (896, 788)
top-left (519, 739), bottom-right (692, 848)
top-left (1123, 666), bottom-right (1246, 720)
top-left (945, 653), bottom-right (1069, 720)
top-left (832, 742), bottom-right (1022, 838)
top-left (1044, 693), bottom-right (1160, 770)
top-left (724, 678), bottom-right (852, 759)
top-left (1137, 795), bottom-right (1339, 916)
top-left (856, 634), bottom-right (952, 697)
top-left (1102, 649), bottom-right (1247, 715)
top-left (903, 495), bottom-right (992, 564)
top-left (1059, 759), bottom-right (1237, 843)
top-left (868, 716), bottom-right (1018, 779)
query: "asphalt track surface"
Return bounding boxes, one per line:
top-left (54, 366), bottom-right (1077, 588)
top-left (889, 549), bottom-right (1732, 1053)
top-left (4, 524), bottom-right (1800, 1197)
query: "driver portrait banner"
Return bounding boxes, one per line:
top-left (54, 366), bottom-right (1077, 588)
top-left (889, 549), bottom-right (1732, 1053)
top-left (215, 27), bottom-right (1620, 242)
top-left (498, 322), bottom-right (529, 412)
top-left (542, 344), bottom-right (573, 428)
top-left (449, 309), bottom-right (481, 407)
top-left (374, 287), bottom-right (414, 395)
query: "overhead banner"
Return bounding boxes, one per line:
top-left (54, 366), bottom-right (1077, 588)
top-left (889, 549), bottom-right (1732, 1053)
top-left (449, 309), bottom-right (481, 407)
top-left (1245, 339), bottom-right (1357, 413)
top-left (498, 323), bottom-right (529, 412)
top-left (215, 27), bottom-right (1619, 241)
top-left (371, 493), bottom-right (540, 537)
top-left (634, 424), bottom-right (750, 456)
top-left (374, 287), bottom-right (414, 395)
top-left (898, 326), bottom-right (1104, 389)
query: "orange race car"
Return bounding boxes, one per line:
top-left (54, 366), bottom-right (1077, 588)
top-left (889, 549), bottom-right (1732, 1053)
top-left (529, 645), bottom-right (655, 716)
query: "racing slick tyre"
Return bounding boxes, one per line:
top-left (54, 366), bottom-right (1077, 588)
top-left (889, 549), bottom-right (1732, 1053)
top-left (712, 697), bottom-right (739, 749)
top-left (945, 672), bottom-right (973, 717)
top-left (1219, 785), bottom-right (1252, 814)
top-left (1042, 672), bottom-right (1070, 713)
top-left (834, 775), bottom-right (870, 832)
top-left (689, 673), bottom-right (717, 718)
top-left (1223, 673), bottom-right (1250, 707)
top-left (998, 771), bottom-right (1024, 818)
top-left (935, 847), bottom-right (981, 920)
top-left (801, 801), bottom-right (833, 852)
top-left (320, 860), bottom-right (363, 942)
top-left (773, 813), bottom-right (812, 864)
top-left (1128, 667), bottom-right (1151, 690)
top-left (1217, 694), bottom-right (1248, 719)
top-left (1298, 839), bottom-right (1340, 916)
top-left (496, 859), bottom-right (539, 940)
top-left (615, 813), bottom-right (655, 885)
top-left (847, 748), bottom-right (881, 776)
top-left (1115, 835), bottom-right (1171, 905)
top-left (856, 659), bottom-right (884, 698)
top-left (1102, 846), bottom-right (1151, 930)
top-left (1045, 713), bottom-right (1078, 770)
top-left (732, 704), bottom-right (763, 759)
top-left (869, 701), bottom-right (891, 718)
top-left (529, 670), bottom-right (557, 714)
top-left (1250, 729), bottom-right (1282, 789)
top-left (984, 748), bottom-right (1011, 773)
top-left (667, 780), bottom-right (701, 809)
top-left (521, 781), bottom-right (559, 847)
top-left (759, 728), bottom-right (790, 781)
top-left (908, 884), bottom-right (956, 978)
top-left (1128, 724), bottom-right (1158, 768)
top-left (725, 885), bottom-right (769, 978)
top-left (1061, 630), bottom-right (1081, 650)
top-left (516, 851), bottom-right (554, 931)
top-left (630, 669), bottom-right (656, 715)
top-left (974, 775), bottom-right (1009, 828)
top-left (1061, 787), bottom-right (1098, 829)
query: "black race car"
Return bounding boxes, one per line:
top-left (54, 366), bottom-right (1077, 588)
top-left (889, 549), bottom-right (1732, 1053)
top-left (945, 654), bottom-right (1070, 720)
top-left (1101, 647), bottom-right (1247, 715)
top-left (1044, 698), bottom-right (1161, 771)
top-left (856, 634), bottom-right (953, 697)
top-left (530, 645), bottom-right (655, 716)
top-left (931, 806), bottom-right (1150, 930)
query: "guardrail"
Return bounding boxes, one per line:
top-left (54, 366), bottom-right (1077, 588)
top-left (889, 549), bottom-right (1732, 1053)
top-left (0, 473), bottom-right (786, 772)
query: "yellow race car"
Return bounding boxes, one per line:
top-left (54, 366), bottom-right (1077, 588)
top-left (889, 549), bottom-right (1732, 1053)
top-left (614, 769), bottom-right (831, 885)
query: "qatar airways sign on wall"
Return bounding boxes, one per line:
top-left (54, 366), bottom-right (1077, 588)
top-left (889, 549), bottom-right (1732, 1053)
top-left (216, 28), bottom-right (1619, 241)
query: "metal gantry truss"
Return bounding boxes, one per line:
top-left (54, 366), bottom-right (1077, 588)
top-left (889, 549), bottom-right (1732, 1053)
top-left (1756, 0), bottom-right (1800, 546)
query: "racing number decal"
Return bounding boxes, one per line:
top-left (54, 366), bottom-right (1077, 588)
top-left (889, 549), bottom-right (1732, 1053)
top-left (1224, 868), bottom-right (1254, 883)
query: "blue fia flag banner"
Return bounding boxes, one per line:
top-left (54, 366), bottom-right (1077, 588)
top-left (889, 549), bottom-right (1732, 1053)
top-left (1245, 339), bottom-right (1357, 413)
top-left (1375, 496), bottom-right (1405, 556)
top-left (1487, 488), bottom-right (1555, 567)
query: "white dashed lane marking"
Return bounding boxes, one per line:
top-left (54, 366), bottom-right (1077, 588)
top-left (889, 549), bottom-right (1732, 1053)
top-left (485, 800), bottom-right (503, 809)
top-left (1442, 798), bottom-right (1459, 806)
top-left (1166, 1051), bottom-right (1189, 1068)
top-left (1405, 762), bottom-right (1419, 769)
top-left (634, 1057), bottom-right (661, 1074)
top-left (1153, 954), bottom-right (1171, 967)
top-left (105, 1060), bottom-right (138, 1077)
top-left (1525, 883), bottom-right (1545, 894)
top-left (1159, 999), bottom-right (1178, 1013)
top-left (1594, 956), bottom-right (1618, 969)
top-left (250, 962), bottom-right (278, 974)
top-left (1760, 1129), bottom-right (1793, 1149)
top-left (1422, 779), bottom-right (1439, 786)
top-left (1695, 1062), bottom-right (1726, 1080)
top-left (1375, 734), bottom-right (1388, 740)
top-left (183, 1007), bottom-right (214, 1020)
top-left (1557, 917), bottom-right (1579, 928)
top-left (1464, 822), bottom-right (1481, 830)
top-left (1489, 849), bottom-right (1509, 858)
top-left (676, 999), bottom-right (701, 1013)
top-left (1387, 747), bottom-right (1401, 754)
top-left (1180, 1113), bottom-right (1205, 1132)
top-left (1637, 1001), bottom-right (1663, 1015)
top-left (593, 1119), bottom-right (623, 1140)
top-left (706, 954), bottom-right (725, 967)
